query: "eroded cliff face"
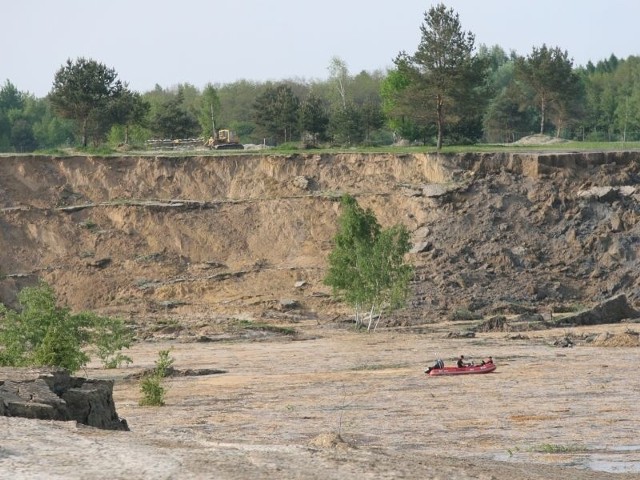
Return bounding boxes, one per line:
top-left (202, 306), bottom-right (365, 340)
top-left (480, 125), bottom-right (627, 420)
top-left (0, 151), bottom-right (638, 327)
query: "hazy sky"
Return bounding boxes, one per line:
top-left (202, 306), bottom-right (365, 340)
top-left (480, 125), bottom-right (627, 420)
top-left (2, 0), bottom-right (639, 97)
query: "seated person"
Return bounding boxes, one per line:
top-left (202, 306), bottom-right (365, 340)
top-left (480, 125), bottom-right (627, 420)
top-left (457, 355), bottom-right (469, 368)
top-left (481, 356), bottom-right (494, 365)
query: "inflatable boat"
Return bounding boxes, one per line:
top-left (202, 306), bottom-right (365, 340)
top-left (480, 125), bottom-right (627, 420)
top-left (427, 362), bottom-right (496, 376)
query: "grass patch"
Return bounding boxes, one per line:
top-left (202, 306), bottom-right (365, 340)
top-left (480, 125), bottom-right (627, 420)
top-left (531, 443), bottom-right (587, 454)
top-left (32, 148), bottom-right (68, 156)
top-left (78, 145), bottom-right (117, 156)
top-left (16, 140), bottom-right (640, 159)
top-left (252, 140), bottom-right (640, 155)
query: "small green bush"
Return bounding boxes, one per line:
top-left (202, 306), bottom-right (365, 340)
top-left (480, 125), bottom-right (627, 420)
top-left (139, 349), bottom-right (174, 407)
top-left (273, 142), bottom-right (300, 151)
top-left (0, 282), bottom-right (133, 372)
top-left (139, 375), bottom-right (166, 406)
top-left (154, 348), bottom-right (174, 377)
top-left (89, 314), bottom-right (134, 368)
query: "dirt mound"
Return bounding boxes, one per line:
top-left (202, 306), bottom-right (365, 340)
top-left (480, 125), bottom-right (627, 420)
top-left (308, 432), bottom-right (354, 450)
top-left (514, 134), bottom-right (569, 145)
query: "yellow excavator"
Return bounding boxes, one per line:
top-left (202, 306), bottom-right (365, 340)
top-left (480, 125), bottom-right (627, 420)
top-left (204, 129), bottom-right (244, 150)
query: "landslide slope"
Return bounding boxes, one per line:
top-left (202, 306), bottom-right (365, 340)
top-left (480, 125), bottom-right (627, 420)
top-left (0, 151), bottom-right (639, 328)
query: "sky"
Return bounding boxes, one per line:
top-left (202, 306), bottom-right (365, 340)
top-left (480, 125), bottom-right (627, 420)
top-left (2, 0), bottom-right (639, 97)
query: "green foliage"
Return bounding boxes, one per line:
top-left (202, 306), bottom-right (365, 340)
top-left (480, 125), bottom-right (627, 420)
top-left (216, 80), bottom-right (264, 141)
top-left (324, 195), bottom-right (413, 330)
top-left (49, 57), bottom-right (126, 147)
top-left (150, 88), bottom-right (199, 139)
top-left (107, 88), bottom-right (150, 145)
top-left (78, 145), bottom-right (116, 155)
top-left (392, 3), bottom-right (482, 150)
top-left (30, 99), bottom-right (76, 150)
top-left (329, 102), bottom-right (365, 145)
top-left (0, 282), bottom-right (133, 372)
top-left (0, 80), bottom-right (38, 152)
top-left (88, 313), bottom-right (134, 368)
top-left (515, 45), bottom-right (582, 135)
top-left (198, 83), bottom-right (221, 138)
top-left (327, 56), bottom-right (350, 109)
top-left (253, 83), bottom-right (300, 143)
top-left (299, 93), bottom-right (329, 143)
top-left (139, 375), bottom-right (165, 406)
top-left (33, 322), bottom-right (89, 373)
top-left (155, 348), bottom-right (175, 376)
top-left (139, 349), bottom-right (174, 406)
top-left (483, 80), bottom-right (538, 142)
top-left (10, 119), bottom-right (37, 152)
top-left (531, 443), bottom-right (586, 454)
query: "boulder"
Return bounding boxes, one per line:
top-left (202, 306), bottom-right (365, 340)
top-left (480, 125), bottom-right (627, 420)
top-left (411, 241), bottom-right (433, 254)
top-left (552, 294), bottom-right (639, 326)
top-left (292, 176), bottom-right (312, 191)
top-left (0, 368), bottom-right (128, 431)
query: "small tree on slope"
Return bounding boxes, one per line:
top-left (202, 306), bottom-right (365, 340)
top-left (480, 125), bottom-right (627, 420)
top-left (324, 195), bottom-right (413, 330)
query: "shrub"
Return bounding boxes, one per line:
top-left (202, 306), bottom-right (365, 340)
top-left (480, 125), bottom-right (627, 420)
top-left (0, 282), bottom-right (133, 372)
top-left (139, 375), bottom-right (165, 406)
top-left (139, 349), bottom-right (174, 407)
top-left (88, 313), bottom-right (134, 368)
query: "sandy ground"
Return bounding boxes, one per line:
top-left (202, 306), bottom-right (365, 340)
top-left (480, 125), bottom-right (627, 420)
top-left (1, 321), bottom-right (640, 479)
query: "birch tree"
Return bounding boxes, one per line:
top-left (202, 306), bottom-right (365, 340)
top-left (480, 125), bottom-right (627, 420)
top-left (515, 45), bottom-right (581, 135)
top-left (324, 195), bottom-right (413, 330)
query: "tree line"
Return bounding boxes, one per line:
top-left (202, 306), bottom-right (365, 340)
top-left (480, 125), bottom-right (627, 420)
top-left (1, 3), bottom-right (639, 152)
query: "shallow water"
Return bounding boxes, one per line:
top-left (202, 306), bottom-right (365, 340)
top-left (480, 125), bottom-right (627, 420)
top-left (494, 446), bottom-right (640, 474)
top-left (588, 445), bottom-right (640, 473)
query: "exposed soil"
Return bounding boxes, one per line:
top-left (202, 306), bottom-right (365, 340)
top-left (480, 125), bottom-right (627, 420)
top-left (1, 151), bottom-right (639, 325)
top-left (1, 150), bottom-right (640, 478)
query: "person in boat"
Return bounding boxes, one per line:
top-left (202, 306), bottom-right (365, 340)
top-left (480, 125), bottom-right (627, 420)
top-left (481, 356), bottom-right (494, 365)
top-left (457, 355), bottom-right (470, 368)
top-left (425, 358), bottom-right (444, 374)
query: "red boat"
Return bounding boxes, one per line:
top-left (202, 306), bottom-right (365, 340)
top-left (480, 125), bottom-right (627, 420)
top-left (427, 362), bottom-right (496, 376)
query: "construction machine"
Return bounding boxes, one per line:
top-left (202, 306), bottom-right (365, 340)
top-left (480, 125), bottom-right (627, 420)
top-left (204, 129), bottom-right (244, 150)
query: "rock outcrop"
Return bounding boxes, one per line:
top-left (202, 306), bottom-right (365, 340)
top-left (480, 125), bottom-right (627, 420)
top-left (0, 368), bottom-right (128, 430)
top-left (552, 294), bottom-right (639, 327)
